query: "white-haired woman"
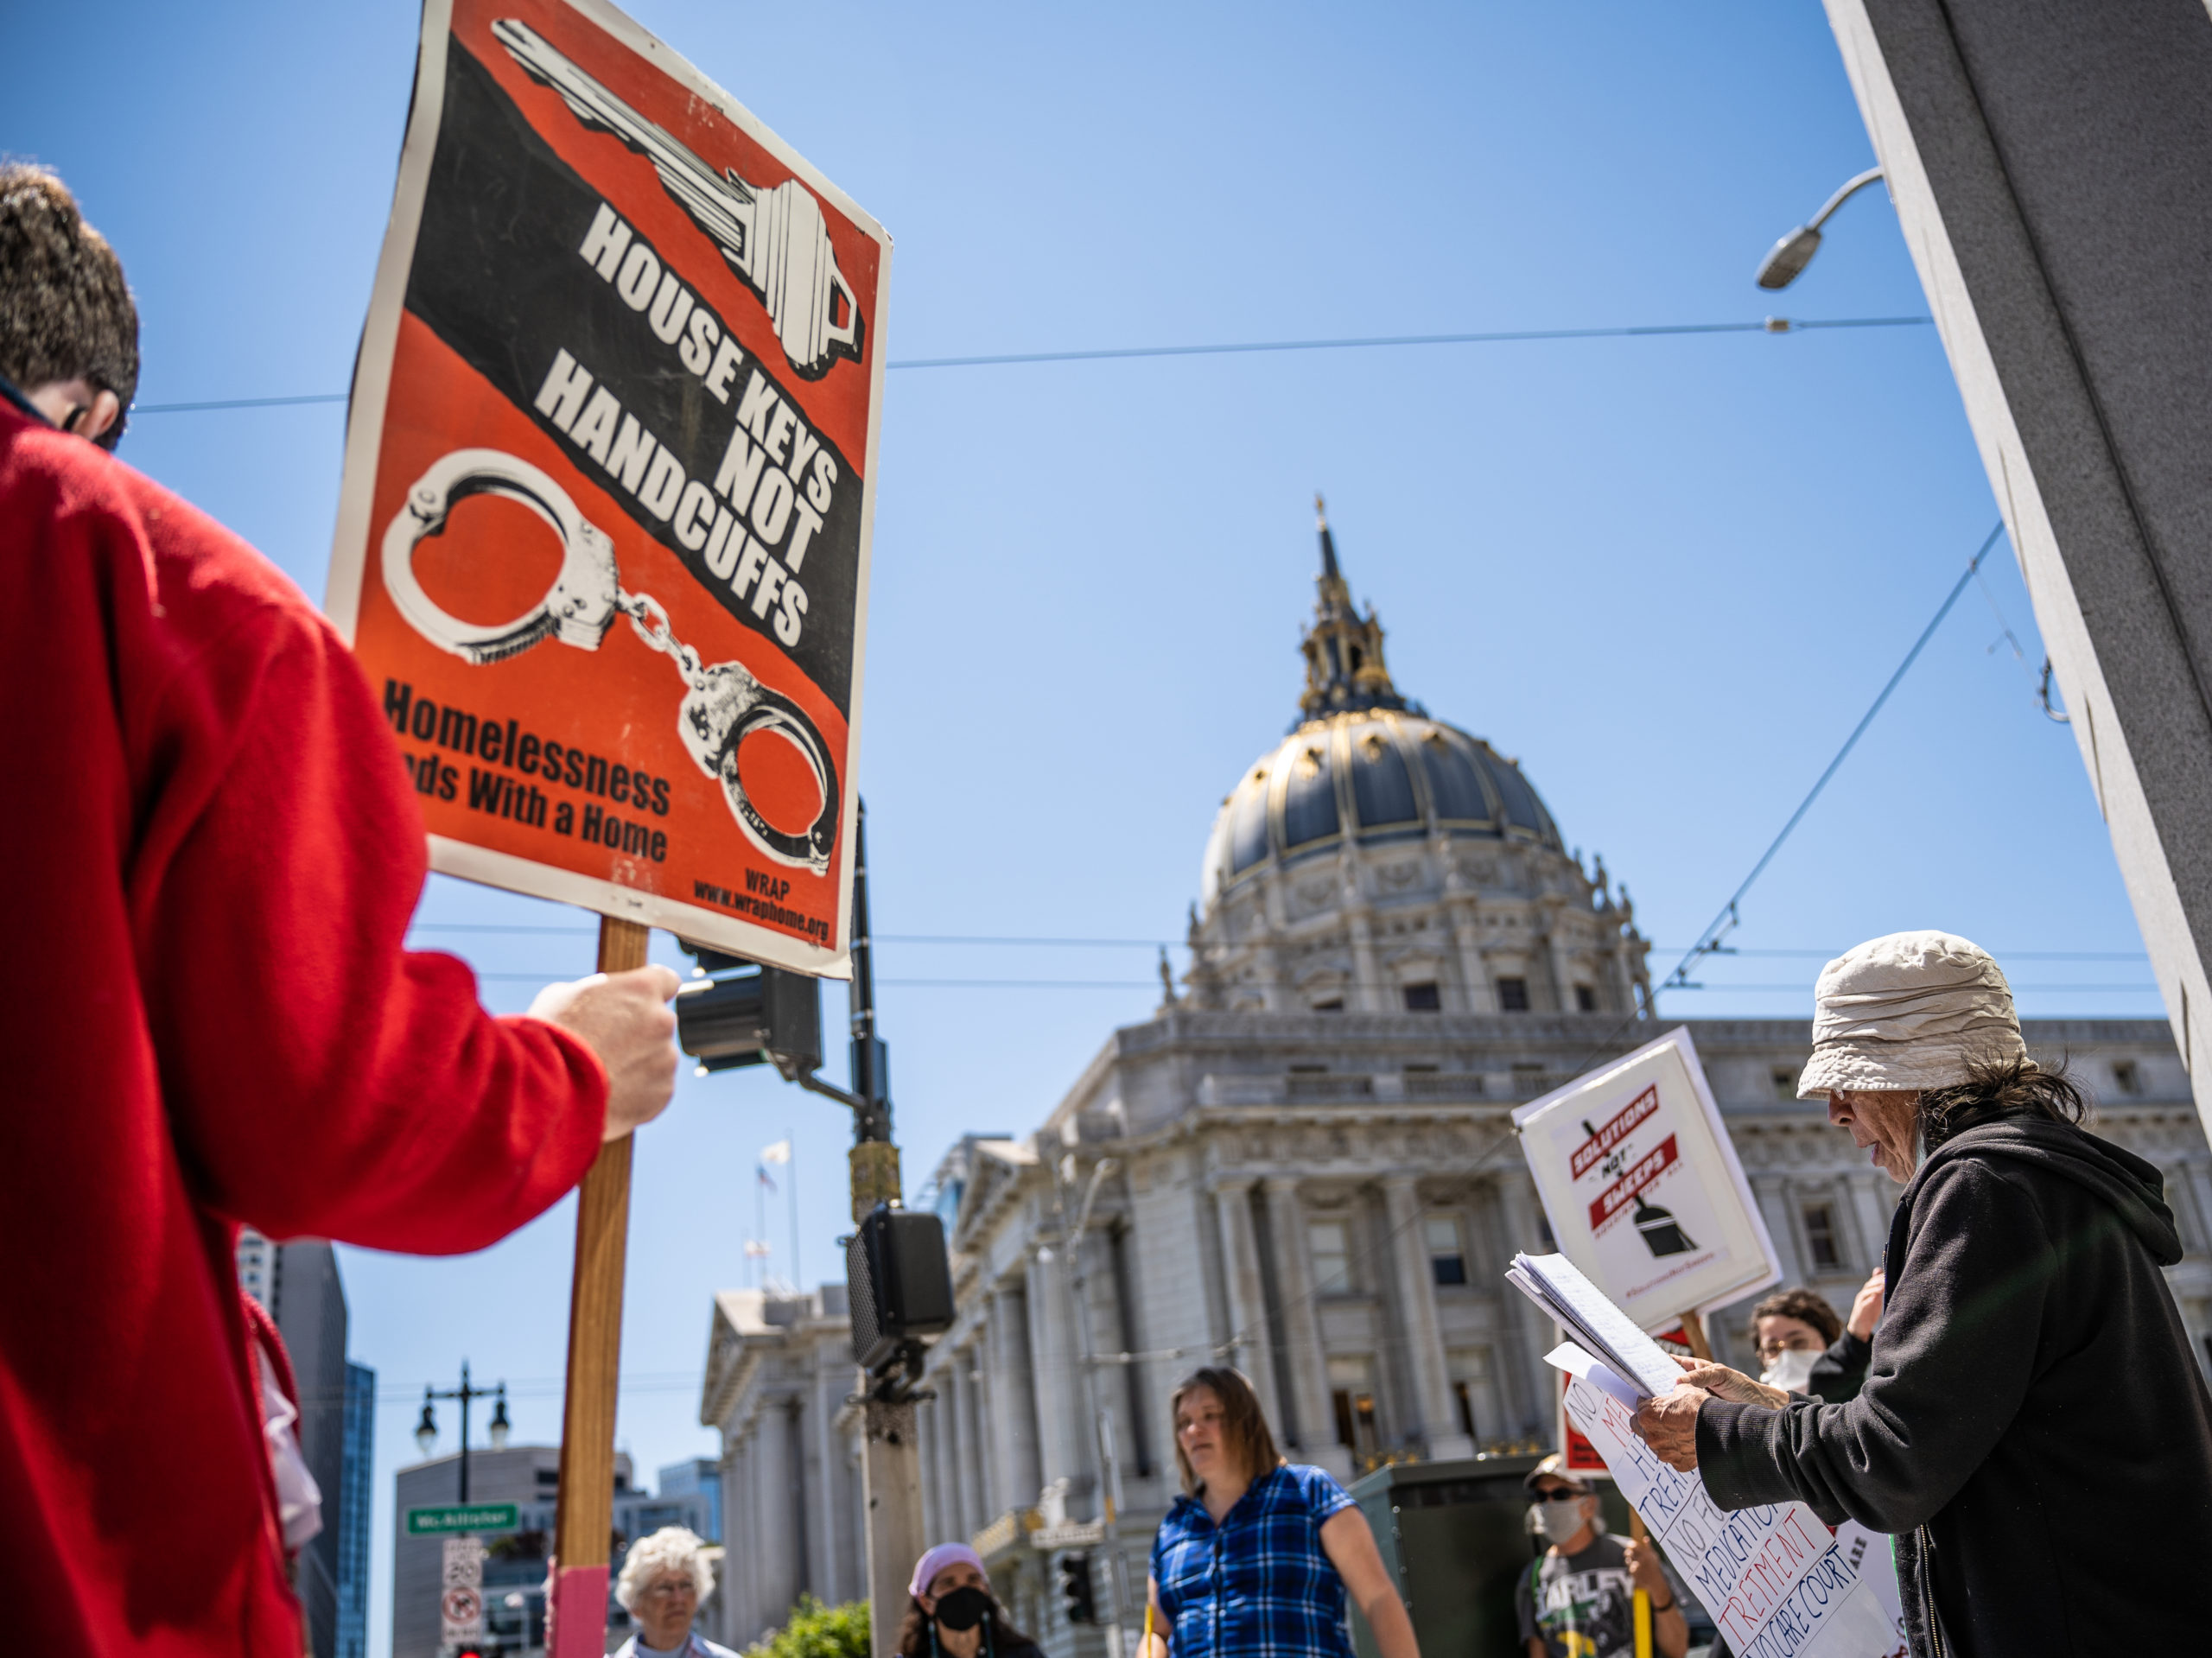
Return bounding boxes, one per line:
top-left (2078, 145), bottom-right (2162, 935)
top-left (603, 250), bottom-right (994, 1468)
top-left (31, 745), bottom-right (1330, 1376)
top-left (614, 1527), bottom-right (734, 1658)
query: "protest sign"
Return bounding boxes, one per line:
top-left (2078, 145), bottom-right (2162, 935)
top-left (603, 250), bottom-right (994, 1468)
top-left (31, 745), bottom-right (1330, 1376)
top-left (1555, 1363), bottom-right (1608, 1478)
top-left (1514, 1026), bottom-right (1779, 1331)
top-left (1560, 1372), bottom-right (1904, 1658)
top-left (328, 0), bottom-right (890, 975)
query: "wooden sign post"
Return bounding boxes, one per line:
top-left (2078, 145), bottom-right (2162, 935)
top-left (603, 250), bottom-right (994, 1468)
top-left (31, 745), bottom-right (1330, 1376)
top-left (548, 914), bottom-right (647, 1652)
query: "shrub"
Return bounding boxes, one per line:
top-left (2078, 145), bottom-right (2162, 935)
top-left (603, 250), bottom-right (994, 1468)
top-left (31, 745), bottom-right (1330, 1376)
top-left (745, 1595), bottom-right (870, 1658)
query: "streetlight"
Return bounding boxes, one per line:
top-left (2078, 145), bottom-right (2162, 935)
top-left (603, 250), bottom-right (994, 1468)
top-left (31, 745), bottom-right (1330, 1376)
top-left (1754, 166), bottom-right (1885, 289)
top-left (413, 1360), bottom-right (509, 1501)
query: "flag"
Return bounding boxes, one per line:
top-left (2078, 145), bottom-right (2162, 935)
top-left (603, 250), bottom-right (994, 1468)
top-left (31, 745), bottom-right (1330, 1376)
top-left (757, 1165), bottom-right (777, 1195)
top-left (760, 1140), bottom-right (792, 1165)
top-left (743, 1241), bottom-right (772, 1258)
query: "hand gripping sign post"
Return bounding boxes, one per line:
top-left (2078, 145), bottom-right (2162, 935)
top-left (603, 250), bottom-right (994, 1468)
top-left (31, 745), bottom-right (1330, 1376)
top-left (1511, 1026), bottom-right (1780, 1352)
top-left (326, 1), bottom-right (889, 1648)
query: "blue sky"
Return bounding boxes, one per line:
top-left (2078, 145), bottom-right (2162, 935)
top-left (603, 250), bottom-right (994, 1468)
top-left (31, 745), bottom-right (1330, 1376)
top-left (12, 3), bottom-right (2159, 1652)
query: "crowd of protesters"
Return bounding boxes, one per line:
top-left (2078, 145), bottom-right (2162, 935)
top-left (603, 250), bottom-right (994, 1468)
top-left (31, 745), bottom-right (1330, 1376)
top-left (13, 156), bottom-right (2212, 1658)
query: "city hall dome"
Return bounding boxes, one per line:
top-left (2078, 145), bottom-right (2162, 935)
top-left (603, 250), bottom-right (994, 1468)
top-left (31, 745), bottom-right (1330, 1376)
top-left (1182, 500), bottom-right (1648, 1018)
top-left (1198, 503), bottom-right (1563, 912)
top-left (1199, 713), bottom-right (1565, 913)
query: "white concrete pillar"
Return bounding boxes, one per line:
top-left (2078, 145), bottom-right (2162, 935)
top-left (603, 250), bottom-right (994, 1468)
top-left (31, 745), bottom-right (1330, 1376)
top-left (753, 1397), bottom-right (800, 1627)
top-left (1348, 909), bottom-right (1387, 1013)
top-left (1211, 1180), bottom-right (1283, 1428)
top-left (1491, 1175), bottom-right (1554, 1436)
top-left (1262, 1178), bottom-right (1350, 1479)
top-left (991, 1284), bottom-right (1044, 1509)
top-left (1846, 1171), bottom-right (1897, 1277)
top-left (813, 1351), bottom-right (847, 1598)
top-left (1381, 1176), bottom-right (1475, 1460)
top-left (1452, 900), bottom-right (1497, 1013)
top-left (953, 1350), bottom-right (987, 1538)
top-left (1023, 1248), bottom-right (1084, 1501)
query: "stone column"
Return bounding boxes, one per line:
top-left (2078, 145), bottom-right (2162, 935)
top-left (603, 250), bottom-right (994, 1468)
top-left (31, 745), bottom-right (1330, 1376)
top-left (915, 1383), bottom-right (944, 1548)
top-left (1348, 909), bottom-right (1387, 1013)
top-left (753, 1395), bottom-right (799, 1628)
top-left (1452, 900), bottom-right (1496, 1013)
top-left (2183, 1159), bottom-right (2212, 1258)
top-left (813, 1350), bottom-right (847, 1599)
top-left (1491, 1175), bottom-right (1554, 1436)
top-left (1844, 1170), bottom-right (1896, 1275)
top-left (990, 1284), bottom-right (1044, 1510)
top-left (1024, 1247), bottom-right (1086, 1503)
top-left (1381, 1175), bottom-right (1475, 1459)
top-left (1753, 1178), bottom-right (1803, 1282)
top-left (729, 1450), bottom-right (756, 1644)
top-left (1262, 1178), bottom-right (1349, 1479)
top-left (1212, 1180), bottom-right (1283, 1426)
top-left (952, 1348), bottom-right (987, 1538)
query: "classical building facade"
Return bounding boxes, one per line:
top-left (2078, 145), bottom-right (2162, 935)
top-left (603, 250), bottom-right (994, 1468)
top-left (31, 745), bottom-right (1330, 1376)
top-left (697, 511), bottom-right (2212, 1657)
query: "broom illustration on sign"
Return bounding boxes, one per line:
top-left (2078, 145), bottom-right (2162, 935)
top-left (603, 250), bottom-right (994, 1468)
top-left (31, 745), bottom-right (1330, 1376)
top-left (1630, 1194), bottom-right (1696, 1258)
top-left (1582, 1116), bottom-right (1698, 1259)
top-left (494, 19), bottom-right (865, 380)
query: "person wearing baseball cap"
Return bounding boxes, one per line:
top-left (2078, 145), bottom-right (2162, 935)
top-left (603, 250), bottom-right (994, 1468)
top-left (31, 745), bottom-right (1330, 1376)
top-left (893, 1544), bottom-right (1042, 1658)
top-left (1631, 931), bottom-right (2212, 1658)
top-left (1514, 1455), bottom-right (1686, 1658)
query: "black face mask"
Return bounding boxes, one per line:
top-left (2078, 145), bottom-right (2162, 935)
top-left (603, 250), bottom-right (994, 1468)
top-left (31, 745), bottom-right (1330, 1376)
top-left (934, 1587), bottom-right (993, 1632)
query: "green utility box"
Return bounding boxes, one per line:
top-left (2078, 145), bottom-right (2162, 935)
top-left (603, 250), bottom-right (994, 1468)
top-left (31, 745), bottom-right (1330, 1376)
top-left (1346, 1455), bottom-right (1637, 1658)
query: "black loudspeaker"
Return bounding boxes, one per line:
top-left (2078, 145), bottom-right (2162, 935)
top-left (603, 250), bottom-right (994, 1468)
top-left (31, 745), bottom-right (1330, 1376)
top-left (673, 954), bottom-right (822, 1082)
top-left (845, 1204), bottom-right (955, 1370)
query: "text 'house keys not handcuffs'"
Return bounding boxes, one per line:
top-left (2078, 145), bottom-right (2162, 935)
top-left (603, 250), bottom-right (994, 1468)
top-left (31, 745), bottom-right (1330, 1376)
top-left (382, 448), bottom-right (836, 875)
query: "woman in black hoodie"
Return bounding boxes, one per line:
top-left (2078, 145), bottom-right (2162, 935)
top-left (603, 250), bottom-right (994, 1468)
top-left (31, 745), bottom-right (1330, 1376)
top-left (1631, 931), bottom-right (2212, 1658)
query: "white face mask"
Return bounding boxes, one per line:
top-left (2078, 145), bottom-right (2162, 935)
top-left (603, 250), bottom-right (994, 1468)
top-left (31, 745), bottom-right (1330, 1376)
top-left (1759, 1346), bottom-right (1821, 1394)
top-left (1535, 1496), bottom-right (1589, 1545)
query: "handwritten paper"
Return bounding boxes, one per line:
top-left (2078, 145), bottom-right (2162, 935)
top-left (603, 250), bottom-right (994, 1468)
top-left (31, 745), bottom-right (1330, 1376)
top-left (1562, 1377), bottom-right (1904, 1658)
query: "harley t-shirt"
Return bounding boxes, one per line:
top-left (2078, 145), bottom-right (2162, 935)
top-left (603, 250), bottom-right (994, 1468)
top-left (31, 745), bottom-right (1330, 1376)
top-left (1516, 1534), bottom-right (1638, 1657)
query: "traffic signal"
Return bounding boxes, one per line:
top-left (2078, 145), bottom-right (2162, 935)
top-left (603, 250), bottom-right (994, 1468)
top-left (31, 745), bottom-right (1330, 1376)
top-left (1058, 1553), bottom-right (1096, 1625)
top-left (674, 943), bottom-right (822, 1081)
top-left (844, 1203), bottom-right (955, 1371)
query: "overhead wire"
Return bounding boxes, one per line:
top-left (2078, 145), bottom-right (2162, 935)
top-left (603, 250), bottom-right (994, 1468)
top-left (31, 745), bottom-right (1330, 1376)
top-left (127, 314), bottom-right (1933, 415)
top-left (1661, 521), bottom-right (2009, 993)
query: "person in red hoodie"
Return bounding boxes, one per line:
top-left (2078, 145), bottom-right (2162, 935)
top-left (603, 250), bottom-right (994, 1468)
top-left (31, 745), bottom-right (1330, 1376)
top-left (0, 162), bottom-right (684, 1655)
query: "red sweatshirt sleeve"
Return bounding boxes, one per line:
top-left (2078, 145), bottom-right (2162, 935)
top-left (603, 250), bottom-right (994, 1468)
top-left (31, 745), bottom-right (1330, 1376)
top-left (124, 515), bottom-right (607, 1253)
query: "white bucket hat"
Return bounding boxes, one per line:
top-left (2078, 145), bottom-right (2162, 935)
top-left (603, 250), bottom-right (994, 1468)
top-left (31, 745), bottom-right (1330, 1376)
top-left (1796, 930), bottom-right (2030, 1098)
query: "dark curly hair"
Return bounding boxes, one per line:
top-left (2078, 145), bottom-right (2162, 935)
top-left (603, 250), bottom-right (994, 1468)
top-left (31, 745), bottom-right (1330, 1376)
top-left (1748, 1286), bottom-right (1843, 1345)
top-left (1920, 1055), bottom-right (2090, 1153)
top-left (893, 1591), bottom-right (1035, 1658)
top-left (0, 163), bottom-right (138, 448)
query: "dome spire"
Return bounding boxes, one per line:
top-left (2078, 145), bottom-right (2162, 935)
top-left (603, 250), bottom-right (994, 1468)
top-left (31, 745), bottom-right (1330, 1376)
top-left (1298, 496), bottom-right (1409, 723)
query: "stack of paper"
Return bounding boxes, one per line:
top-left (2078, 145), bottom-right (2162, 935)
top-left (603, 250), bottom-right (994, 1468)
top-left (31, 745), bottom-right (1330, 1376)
top-left (1505, 1251), bottom-right (1685, 1398)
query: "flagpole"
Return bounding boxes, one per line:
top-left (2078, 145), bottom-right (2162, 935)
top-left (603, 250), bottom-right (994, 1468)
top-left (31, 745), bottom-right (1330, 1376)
top-left (787, 1128), bottom-right (802, 1291)
top-left (755, 1165), bottom-right (767, 1290)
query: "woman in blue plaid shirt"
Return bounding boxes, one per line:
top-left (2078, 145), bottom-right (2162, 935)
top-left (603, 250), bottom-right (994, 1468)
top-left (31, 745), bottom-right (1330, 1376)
top-left (1142, 1367), bottom-right (1421, 1658)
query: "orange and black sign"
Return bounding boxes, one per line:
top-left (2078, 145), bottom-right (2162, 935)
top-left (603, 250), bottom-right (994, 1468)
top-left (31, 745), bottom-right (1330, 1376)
top-left (327, 0), bottom-right (888, 974)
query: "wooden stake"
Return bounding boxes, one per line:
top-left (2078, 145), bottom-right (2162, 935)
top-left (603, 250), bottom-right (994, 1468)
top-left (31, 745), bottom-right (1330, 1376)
top-left (1680, 1307), bottom-right (1714, 1362)
top-left (549, 915), bottom-right (648, 1657)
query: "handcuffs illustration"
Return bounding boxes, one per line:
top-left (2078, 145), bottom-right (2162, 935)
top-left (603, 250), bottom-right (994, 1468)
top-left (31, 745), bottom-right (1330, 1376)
top-left (382, 448), bottom-right (836, 874)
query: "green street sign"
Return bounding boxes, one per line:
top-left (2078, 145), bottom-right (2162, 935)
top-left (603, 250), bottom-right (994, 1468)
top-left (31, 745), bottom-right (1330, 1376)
top-left (406, 1502), bottom-right (519, 1535)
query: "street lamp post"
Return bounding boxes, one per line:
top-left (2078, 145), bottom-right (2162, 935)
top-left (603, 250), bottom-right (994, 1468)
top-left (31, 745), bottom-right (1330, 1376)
top-left (415, 1361), bottom-right (512, 1503)
top-left (1754, 166), bottom-right (1886, 289)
